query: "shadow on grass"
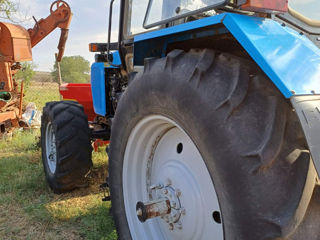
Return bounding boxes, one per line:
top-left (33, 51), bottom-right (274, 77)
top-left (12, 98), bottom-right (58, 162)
top-left (0, 149), bottom-right (117, 240)
top-left (42, 162), bottom-right (117, 240)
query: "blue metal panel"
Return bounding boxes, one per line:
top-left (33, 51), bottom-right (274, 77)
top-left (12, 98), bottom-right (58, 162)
top-left (135, 13), bottom-right (226, 42)
top-left (223, 14), bottom-right (320, 98)
top-left (91, 62), bottom-right (106, 116)
top-left (107, 50), bottom-right (122, 68)
top-left (134, 13), bottom-right (320, 98)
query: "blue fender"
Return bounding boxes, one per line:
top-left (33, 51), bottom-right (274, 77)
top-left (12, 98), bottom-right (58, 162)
top-left (223, 14), bottom-right (320, 98)
top-left (134, 13), bottom-right (320, 98)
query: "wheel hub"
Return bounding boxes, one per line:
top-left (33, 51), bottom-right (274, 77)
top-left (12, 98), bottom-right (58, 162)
top-left (123, 115), bottom-right (223, 239)
top-left (137, 179), bottom-right (186, 230)
top-left (45, 122), bottom-right (57, 174)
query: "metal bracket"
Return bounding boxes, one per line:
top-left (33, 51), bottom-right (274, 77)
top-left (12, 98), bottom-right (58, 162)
top-left (291, 95), bottom-right (320, 177)
top-left (100, 177), bottom-right (111, 202)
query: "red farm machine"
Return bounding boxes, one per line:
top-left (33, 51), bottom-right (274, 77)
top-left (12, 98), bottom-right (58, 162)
top-left (0, 0), bottom-right (72, 136)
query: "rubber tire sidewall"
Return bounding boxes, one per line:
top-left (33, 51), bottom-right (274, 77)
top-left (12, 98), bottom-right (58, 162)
top-left (110, 70), bottom-right (240, 240)
top-left (41, 101), bottom-right (93, 193)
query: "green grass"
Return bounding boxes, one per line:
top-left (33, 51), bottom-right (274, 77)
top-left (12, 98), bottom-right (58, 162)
top-left (0, 82), bottom-right (117, 240)
top-left (23, 82), bottom-right (61, 109)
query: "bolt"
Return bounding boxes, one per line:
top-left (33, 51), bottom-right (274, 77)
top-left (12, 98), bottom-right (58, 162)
top-left (177, 221), bottom-right (183, 230)
top-left (180, 207), bottom-right (186, 215)
top-left (150, 183), bottom-right (164, 191)
top-left (169, 223), bottom-right (174, 231)
top-left (175, 189), bottom-right (181, 197)
top-left (165, 179), bottom-right (172, 186)
top-left (163, 189), bottom-right (168, 195)
top-left (171, 202), bottom-right (177, 208)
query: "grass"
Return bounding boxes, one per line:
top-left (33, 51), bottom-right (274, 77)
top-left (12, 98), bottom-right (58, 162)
top-left (24, 82), bottom-right (61, 109)
top-left (0, 82), bottom-right (117, 240)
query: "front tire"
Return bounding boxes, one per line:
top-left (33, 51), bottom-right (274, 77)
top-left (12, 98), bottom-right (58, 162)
top-left (41, 101), bottom-right (93, 193)
top-left (109, 49), bottom-right (317, 239)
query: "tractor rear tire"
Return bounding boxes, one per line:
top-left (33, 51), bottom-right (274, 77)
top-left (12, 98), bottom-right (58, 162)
top-left (41, 101), bottom-right (93, 193)
top-left (109, 49), bottom-right (320, 239)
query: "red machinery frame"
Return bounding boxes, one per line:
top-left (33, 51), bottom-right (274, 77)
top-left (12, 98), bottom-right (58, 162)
top-left (59, 83), bottom-right (109, 151)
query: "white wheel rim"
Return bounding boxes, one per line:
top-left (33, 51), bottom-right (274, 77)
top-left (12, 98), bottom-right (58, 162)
top-left (45, 122), bottom-right (57, 174)
top-left (123, 115), bottom-right (223, 240)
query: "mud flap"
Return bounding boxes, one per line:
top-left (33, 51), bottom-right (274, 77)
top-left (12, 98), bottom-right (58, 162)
top-left (291, 95), bottom-right (320, 177)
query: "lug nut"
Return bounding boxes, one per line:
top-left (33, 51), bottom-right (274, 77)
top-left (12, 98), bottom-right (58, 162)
top-left (177, 221), bottom-right (183, 230)
top-left (166, 179), bottom-right (172, 186)
top-left (175, 189), bottom-right (181, 197)
top-left (149, 183), bottom-right (164, 190)
top-left (180, 207), bottom-right (186, 215)
top-left (169, 223), bottom-right (174, 230)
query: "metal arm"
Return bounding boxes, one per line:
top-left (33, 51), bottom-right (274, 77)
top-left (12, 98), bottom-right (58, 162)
top-left (28, 0), bottom-right (72, 62)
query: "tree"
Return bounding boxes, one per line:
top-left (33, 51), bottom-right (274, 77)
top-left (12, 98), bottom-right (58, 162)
top-left (14, 62), bottom-right (36, 91)
top-left (52, 56), bottom-right (90, 83)
top-left (0, 0), bottom-right (16, 19)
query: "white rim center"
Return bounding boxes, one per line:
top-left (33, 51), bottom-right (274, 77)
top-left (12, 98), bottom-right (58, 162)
top-left (123, 115), bottom-right (223, 240)
top-left (45, 122), bottom-right (57, 174)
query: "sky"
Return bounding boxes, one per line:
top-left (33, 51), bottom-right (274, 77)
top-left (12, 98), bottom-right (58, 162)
top-left (9, 0), bottom-right (121, 72)
top-left (7, 0), bottom-right (319, 72)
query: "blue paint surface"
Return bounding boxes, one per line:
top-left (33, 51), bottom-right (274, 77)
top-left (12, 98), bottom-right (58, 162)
top-left (91, 51), bottom-right (122, 115)
top-left (134, 13), bottom-right (320, 98)
top-left (223, 14), bottom-right (320, 98)
top-left (91, 62), bottom-right (106, 116)
top-left (108, 50), bottom-right (122, 68)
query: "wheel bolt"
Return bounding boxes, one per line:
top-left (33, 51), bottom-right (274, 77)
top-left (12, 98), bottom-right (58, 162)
top-left (180, 207), bottom-right (186, 215)
top-left (175, 189), bottom-right (181, 197)
top-left (166, 179), bottom-right (172, 186)
top-left (169, 223), bottom-right (174, 230)
top-left (149, 183), bottom-right (164, 190)
top-left (177, 221), bottom-right (182, 230)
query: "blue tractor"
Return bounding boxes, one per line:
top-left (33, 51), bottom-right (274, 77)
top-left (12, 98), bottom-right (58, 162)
top-left (41, 0), bottom-right (320, 239)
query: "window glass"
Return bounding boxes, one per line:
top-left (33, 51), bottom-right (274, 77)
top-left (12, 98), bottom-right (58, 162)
top-left (289, 0), bottom-right (320, 20)
top-left (145, 0), bottom-right (225, 27)
top-left (127, 0), bottom-right (149, 35)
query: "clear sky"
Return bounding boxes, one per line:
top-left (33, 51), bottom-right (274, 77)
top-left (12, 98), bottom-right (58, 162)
top-left (10, 0), bottom-right (120, 72)
top-left (8, 0), bottom-right (319, 72)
